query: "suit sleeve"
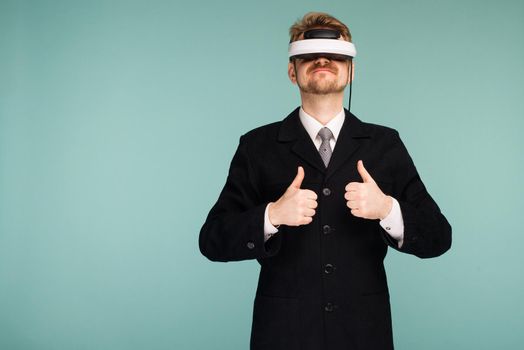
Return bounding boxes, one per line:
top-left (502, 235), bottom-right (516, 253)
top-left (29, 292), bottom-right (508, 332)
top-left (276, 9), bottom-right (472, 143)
top-left (382, 131), bottom-right (452, 258)
top-left (199, 135), bottom-right (282, 262)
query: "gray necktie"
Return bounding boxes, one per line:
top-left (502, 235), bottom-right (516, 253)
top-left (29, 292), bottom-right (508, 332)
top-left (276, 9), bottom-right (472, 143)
top-left (318, 127), bottom-right (333, 167)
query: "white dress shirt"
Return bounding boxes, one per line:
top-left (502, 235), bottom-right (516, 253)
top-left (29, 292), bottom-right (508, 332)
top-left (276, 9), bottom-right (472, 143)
top-left (264, 107), bottom-right (404, 247)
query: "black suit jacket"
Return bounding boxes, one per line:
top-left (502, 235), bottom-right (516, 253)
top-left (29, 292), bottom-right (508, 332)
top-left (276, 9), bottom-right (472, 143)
top-left (199, 107), bottom-right (451, 350)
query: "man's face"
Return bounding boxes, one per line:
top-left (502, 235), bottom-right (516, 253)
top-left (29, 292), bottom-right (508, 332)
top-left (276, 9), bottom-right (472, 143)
top-left (288, 32), bottom-right (353, 95)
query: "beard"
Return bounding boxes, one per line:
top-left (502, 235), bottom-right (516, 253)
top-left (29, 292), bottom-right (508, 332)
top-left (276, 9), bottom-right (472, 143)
top-left (297, 68), bottom-right (347, 95)
top-left (298, 75), bottom-right (346, 95)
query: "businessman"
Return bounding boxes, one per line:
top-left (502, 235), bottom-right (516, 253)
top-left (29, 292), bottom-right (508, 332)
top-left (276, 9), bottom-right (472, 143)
top-left (199, 12), bottom-right (451, 350)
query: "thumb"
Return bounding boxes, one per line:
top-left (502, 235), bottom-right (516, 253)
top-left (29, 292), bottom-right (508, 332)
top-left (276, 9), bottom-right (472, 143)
top-left (357, 160), bottom-right (375, 184)
top-left (290, 166), bottom-right (305, 189)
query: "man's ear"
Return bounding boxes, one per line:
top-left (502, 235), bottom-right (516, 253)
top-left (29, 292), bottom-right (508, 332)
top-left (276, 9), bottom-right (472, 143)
top-left (288, 61), bottom-right (297, 84)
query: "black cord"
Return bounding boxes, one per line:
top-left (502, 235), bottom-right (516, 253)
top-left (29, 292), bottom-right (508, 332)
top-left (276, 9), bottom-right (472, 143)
top-left (348, 59), bottom-right (353, 112)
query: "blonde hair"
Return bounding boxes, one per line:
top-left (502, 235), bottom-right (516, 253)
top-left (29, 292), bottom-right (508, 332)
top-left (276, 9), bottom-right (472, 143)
top-left (289, 12), bottom-right (352, 43)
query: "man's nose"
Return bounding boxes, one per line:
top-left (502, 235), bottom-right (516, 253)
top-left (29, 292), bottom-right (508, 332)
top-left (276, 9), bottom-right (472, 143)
top-left (314, 56), bottom-right (331, 65)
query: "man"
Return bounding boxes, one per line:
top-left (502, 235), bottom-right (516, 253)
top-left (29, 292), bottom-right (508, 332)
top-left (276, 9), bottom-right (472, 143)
top-left (199, 12), bottom-right (451, 350)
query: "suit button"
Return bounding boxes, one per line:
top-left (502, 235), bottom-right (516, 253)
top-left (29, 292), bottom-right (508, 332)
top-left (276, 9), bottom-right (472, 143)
top-left (322, 188), bottom-right (331, 196)
top-left (322, 225), bottom-right (331, 234)
top-left (324, 264), bottom-right (335, 274)
top-left (324, 302), bottom-right (334, 312)
top-left (246, 242), bottom-right (255, 249)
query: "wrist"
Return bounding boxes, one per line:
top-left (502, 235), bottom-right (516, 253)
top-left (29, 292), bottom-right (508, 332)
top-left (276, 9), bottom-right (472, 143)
top-left (380, 195), bottom-right (393, 220)
top-left (268, 202), bottom-right (281, 227)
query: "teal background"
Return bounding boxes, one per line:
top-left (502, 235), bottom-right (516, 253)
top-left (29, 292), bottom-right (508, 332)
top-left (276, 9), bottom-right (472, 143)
top-left (1, 0), bottom-right (523, 349)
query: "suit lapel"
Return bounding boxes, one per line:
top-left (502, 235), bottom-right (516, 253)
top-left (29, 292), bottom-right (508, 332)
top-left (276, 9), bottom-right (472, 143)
top-left (325, 109), bottom-right (371, 180)
top-left (278, 108), bottom-right (371, 177)
top-left (291, 137), bottom-right (327, 174)
top-left (278, 108), bottom-right (326, 174)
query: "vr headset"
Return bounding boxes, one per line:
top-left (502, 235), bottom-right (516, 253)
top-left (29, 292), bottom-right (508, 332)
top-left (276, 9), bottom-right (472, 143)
top-left (288, 29), bottom-right (357, 61)
top-left (288, 29), bottom-right (357, 110)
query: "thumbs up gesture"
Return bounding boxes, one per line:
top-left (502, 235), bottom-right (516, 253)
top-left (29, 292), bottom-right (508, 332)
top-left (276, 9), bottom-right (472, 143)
top-left (268, 166), bottom-right (318, 226)
top-left (344, 160), bottom-right (392, 220)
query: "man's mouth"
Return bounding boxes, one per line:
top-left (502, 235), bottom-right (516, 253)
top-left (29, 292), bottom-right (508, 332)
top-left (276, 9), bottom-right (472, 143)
top-left (312, 68), bottom-right (335, 74)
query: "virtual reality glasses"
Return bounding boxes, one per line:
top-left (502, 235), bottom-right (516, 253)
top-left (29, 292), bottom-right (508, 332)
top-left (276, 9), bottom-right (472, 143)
top-left (288, 29), bottom-right (357, 61)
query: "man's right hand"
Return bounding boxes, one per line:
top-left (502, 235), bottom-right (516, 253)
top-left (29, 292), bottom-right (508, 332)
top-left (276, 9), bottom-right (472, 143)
top-left (268, 166), bottom-right (318, 227)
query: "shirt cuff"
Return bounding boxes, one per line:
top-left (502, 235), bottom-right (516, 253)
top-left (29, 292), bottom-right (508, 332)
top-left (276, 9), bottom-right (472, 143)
top-left (264, 203), bottom-right (279, 242)
top-left (379, 197), bottom-right (405, 248)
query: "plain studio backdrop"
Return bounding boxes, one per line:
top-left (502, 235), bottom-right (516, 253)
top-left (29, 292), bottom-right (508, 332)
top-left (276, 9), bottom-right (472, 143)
top-left (1, 0), bottom-right (523, 349)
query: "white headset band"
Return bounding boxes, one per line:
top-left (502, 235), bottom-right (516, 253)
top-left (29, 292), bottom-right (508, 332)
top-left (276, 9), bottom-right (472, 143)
top-left (288, 39), bottom-right (357, 58)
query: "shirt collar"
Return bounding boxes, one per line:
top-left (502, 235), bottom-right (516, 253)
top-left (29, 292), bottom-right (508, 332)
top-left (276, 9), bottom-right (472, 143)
top-left (299, 106), bottom-right (345, 143)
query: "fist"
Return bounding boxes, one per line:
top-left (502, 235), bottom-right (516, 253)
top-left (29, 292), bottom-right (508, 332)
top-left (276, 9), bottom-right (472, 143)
top-left (344, 160), bottom-right (392, 220)
top-left (269, 166), bottom-right (318, 226)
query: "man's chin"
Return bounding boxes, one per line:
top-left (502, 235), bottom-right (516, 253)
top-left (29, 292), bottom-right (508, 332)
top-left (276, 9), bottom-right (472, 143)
top-left (300, 86), bottom-right (345, 95)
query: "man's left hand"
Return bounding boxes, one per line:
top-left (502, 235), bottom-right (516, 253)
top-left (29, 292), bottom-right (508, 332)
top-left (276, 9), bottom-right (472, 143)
top-left (344, 160), bottom-right (392, 220)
